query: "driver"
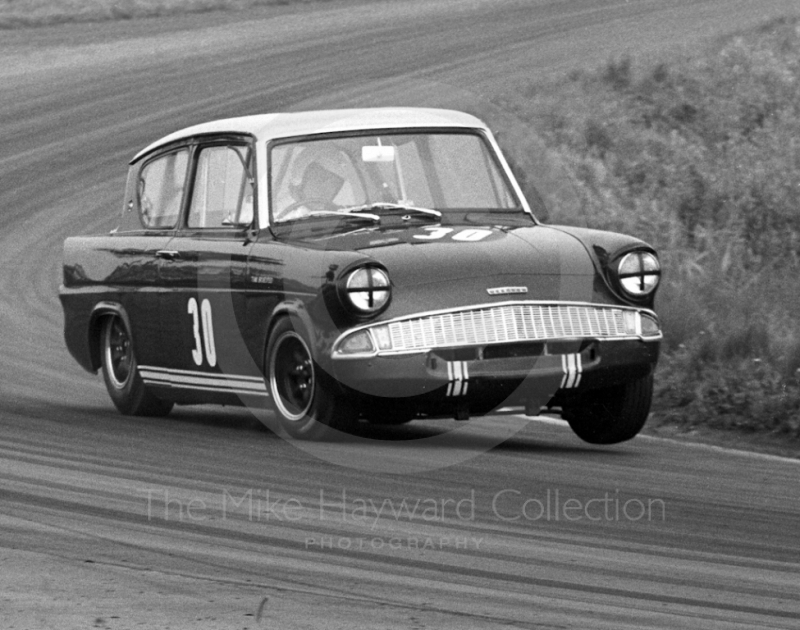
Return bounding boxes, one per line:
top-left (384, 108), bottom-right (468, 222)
top-left (279, 161), bottom-right (345, 222)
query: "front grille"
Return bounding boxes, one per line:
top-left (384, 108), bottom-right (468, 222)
top-left (380, 304), bottom-right (634, 352)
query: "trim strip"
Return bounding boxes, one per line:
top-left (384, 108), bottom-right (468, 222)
top-left (139, 365), bottom-right (269, 397)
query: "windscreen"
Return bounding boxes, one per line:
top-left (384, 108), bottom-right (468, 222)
top-left (270, 131), bottom-right (521, 223)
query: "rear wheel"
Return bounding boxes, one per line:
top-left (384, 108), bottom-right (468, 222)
top-left (562, 374), bottom-right (653, 444)
top-left (267, 317), bottom-right (354, 440)
top-left (100, 314), bottom-right (173, 417)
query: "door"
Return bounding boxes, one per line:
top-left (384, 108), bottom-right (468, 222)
top-left (156, 140), bottom-right (268, 404)
top-left (116, 146), bottom-right (189, 372)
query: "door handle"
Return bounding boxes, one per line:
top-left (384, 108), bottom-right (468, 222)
top-left (155, 250), bottom-right (181, 261)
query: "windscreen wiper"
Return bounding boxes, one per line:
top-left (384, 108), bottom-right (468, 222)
top-left (340, 202), bottom-right (442, 219)
top-left (306, 210), bottom-right (380, 222)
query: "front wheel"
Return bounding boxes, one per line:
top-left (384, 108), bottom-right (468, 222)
top-left (100, 314), bottom-right (173, 417)
top-left (561, 374), bottom-right (653, 444)
top-left (267, 317), bottom-right (353, 440)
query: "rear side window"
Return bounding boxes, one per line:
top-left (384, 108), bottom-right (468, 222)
top-left (188, 145), bottom-right (253, 228)
top-left (138, 149), bottom-right (189, 229)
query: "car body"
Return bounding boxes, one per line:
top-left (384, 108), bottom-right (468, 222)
top-left (59, 107), bottom-right (661, 442)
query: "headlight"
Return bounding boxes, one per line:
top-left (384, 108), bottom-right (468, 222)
top-left (616, 251), bottom-right (660, 297)
top-left (343, 266), bottom-right (391, 314)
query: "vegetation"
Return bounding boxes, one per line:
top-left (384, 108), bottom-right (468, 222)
top-left (499, 17), bottom-right (800, 440)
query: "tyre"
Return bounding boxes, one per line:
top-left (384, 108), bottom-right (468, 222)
top-left (100, 314), bottom-right (173, 417)
top-left (266, 317), bottom-right (354, 440)
top-left (562, 374), bottom-right (653, 445)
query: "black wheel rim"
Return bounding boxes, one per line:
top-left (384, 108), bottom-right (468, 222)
top-left (270, 332), bottom-right (315, 421)
top-left (106, 317), bottom-right (132, 389)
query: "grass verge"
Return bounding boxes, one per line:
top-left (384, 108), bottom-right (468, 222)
top-left (498, 17), bottom-right (800, 443)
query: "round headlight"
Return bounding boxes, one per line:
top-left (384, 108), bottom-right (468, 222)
top-left (617, 251), bottom-right (660, 297)
top-left (344, 267), bottom-right (391, 313)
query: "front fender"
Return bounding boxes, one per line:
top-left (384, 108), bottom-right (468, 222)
top-left (546, 224), bottom-right (660, 308)
top-left (267, 299), bottom-right (321, 354)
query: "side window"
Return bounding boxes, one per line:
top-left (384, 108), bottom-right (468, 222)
top-left (188, 145), bottom-right (253, 228)
top-left (139, 149), bottom-right (189, 229)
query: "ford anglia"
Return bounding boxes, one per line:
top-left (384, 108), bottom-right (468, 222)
top-left (59, 108), bottom-right (661, 442)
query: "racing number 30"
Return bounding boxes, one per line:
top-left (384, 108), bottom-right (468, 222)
top-left (188, 297), bottom-right (217, 367)
top-left (413, 227), bottom-right (493, 242)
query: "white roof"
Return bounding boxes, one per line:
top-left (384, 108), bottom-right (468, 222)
top-left (132, 107), bottom-right (487, 162)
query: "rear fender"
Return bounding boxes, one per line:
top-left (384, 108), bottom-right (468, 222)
top-left (87, 302), bottom-right (132, 372)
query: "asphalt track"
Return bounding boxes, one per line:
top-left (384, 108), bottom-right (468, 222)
top-left (2, 1), bottom-right (800, 628)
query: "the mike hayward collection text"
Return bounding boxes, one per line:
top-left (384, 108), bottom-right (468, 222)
top-left (143, 487), bottom-right (666, 525)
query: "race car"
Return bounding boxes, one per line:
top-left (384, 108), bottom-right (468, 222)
top-left (59, 107), bottom-right (661, 442)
